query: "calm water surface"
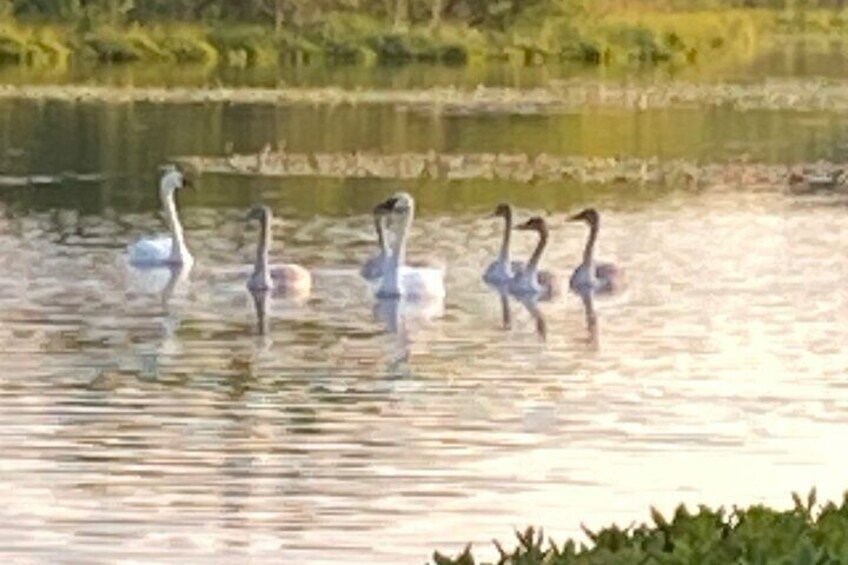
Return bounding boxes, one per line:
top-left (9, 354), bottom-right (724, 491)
top-left (1, 80), bottom-right (848, 564)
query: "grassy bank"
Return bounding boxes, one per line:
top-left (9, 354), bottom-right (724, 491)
top-left (432, 490), bottom-right (848, 564)
top-left (0, 8), bottom-right (844, 70)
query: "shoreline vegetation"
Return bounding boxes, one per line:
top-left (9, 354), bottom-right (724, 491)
top-left (3, 2), bottom-right (848, 72)
top-left (432, 490), bottom-right (848, 565)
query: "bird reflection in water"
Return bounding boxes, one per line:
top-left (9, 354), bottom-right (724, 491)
top-left (515, 294), bottom-right (547, 341)
top-left (249, 287), bottom-right (271, 336)
top-left (127, 263), bottom-right (191, 307)
top-left (497, 287), bottom-right (512, 330)
top-left (576, 288), bottom-right (599, 349)
top-left (373, 296), bottom-right (444, 373)
top-left (489, 283), bottom-right (546, 340)
top-left (125, 264), bottom-right (191, 379)
top-left (373, 297), bottom-right (412, 372)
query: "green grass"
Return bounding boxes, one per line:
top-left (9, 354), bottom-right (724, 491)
top-left (432, 489), bottom-right (848, 565)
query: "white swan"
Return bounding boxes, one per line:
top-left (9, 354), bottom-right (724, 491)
top-left (360, 203), bottom-right (390, 281)
top-left (483, 203), bottom-right (525, 285)
top-left (128, 167), bottom-right (193, 267)
top-left (246, 205), bottom-right (312, 295)
top-left (568, 208), bottom-right (622, 294)
top-left (375, 193), bottom-right (446, 300)
top-left (509, 216), bottom-right (558, 300)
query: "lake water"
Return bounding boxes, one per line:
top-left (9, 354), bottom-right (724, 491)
top-left (1, 62), bottom-right (848, 564)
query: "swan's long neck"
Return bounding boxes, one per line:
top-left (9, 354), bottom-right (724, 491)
top-left (384, 207), bottom-right (412, 294)
top-left (253, 213), bottom-right (272, 284)
top-left (164, 189), bottom-right (188, 262)
top-left (527, 227), bottom-right (548, 275)
top-left (498, 210), bottom-right (513, 263)
top-left (376, 214), bottom-right (388, 255)
top-left (582, 219), bottom-right (599, 268)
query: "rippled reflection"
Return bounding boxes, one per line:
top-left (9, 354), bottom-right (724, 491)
top-left (576, 288), bottom-right (599, 350)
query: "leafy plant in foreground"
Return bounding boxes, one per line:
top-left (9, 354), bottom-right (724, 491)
top-left (432, 489), bottom-right (848, 565)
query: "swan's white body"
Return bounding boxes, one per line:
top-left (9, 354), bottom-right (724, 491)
top-left (247, 206), bottom-right (311, 295)
top-left (126, 263), bottom-right (190, 304)
top-left (376, 193), bottom-right (446, 300)
top-left (129, 169), bottom-right (192, 267)
top-left (484, 204), bottom-right (525, 285)
top-left (381, 265), bottom-right (445, 299)
top-left (568, 209), bottom-right (621, 294)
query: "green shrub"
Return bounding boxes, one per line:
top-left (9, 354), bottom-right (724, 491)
top-left (274, 29), bottom-right (320, 64)
top-left (432, 490), bottom-right (848, 565)
top-left (369, 25), bottom-right (484, 64)
top-left (151, 26), bottom-right (217, 64)
top-left (208, 24), bottom-right (278, 67)
top-left (84, 25), bottom-right (171, 62)
top-left (0, 22), bottom-right (29, 62)
top-left (305, 13), bottom-right (379, 64)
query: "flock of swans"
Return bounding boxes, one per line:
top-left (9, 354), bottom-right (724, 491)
top-left (128, 166), bottom-right (622, 333)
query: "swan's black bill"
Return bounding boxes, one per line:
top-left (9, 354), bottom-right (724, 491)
top-left (568, 208), bottom-right (599, 223)
top-left (491, 203), bottom-right (512, 218)
top-left (514, 216), bottom-right (546, 231)
top-left (247, 205), bottom-right (271, 221)
top-left (374, 197), bottom-right (399, 214)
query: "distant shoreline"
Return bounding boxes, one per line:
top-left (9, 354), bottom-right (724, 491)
top-left (3, 79), bottom-right (848, 114)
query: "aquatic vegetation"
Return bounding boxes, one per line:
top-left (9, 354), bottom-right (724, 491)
top-left (173, 146), bottom-right (848, 194)
top-left (432, 489), bottom-right (848, 565)
top-left (9, 79), bottom-right (848, 116)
